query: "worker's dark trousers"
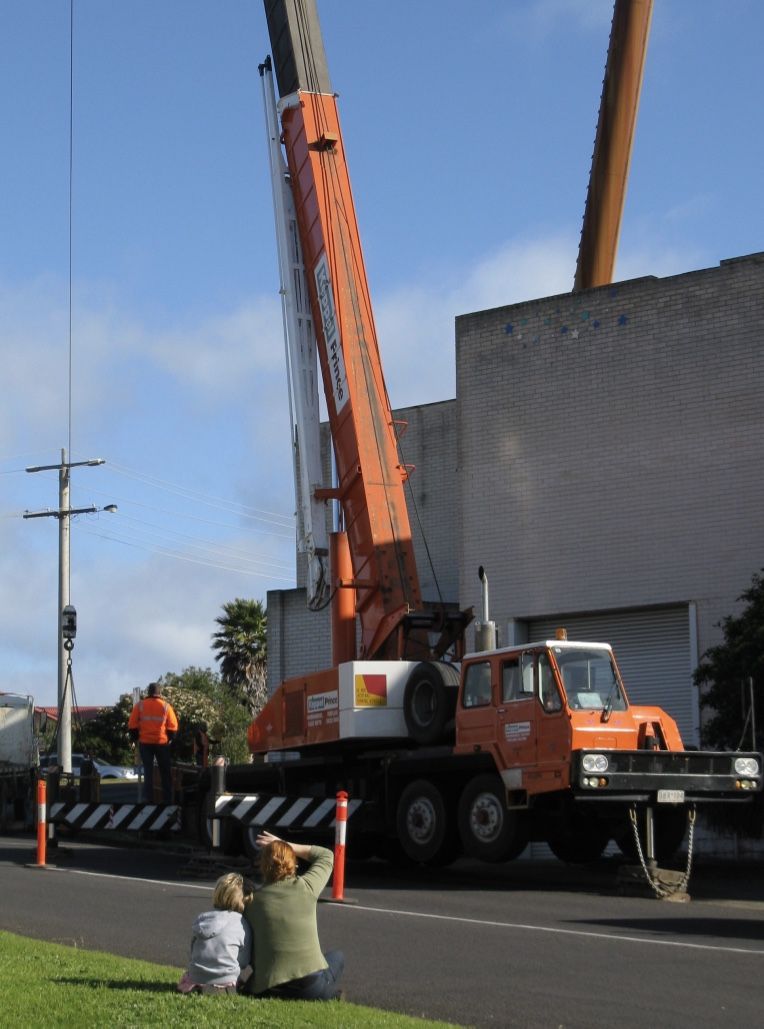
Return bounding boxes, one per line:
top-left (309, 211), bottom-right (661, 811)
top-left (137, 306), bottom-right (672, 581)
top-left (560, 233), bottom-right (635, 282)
top-left (139, 742), bottom-right (173, 803)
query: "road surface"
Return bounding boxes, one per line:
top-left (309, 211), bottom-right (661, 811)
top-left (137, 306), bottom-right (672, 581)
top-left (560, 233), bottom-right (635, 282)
top-left (1, 834), bottom-right (762, 1028)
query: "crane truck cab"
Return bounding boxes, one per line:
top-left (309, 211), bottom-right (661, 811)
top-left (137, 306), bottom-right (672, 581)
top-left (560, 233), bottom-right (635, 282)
top-left (450, 635), bottom-right (760, 866)
top-left (456, 636), bottom-right (684, 803)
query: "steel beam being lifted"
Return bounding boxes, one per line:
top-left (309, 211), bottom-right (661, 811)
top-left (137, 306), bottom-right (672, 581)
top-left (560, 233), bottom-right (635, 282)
top-left (574, 0), bottom-right (654, 291)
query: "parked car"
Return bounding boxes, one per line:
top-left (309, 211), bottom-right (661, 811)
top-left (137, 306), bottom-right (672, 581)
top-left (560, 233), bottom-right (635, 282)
top-left (40, 752), bottom-right (138, 780)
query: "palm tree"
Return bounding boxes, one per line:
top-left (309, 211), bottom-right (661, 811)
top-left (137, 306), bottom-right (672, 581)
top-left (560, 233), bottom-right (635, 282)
top-left (212, 598), bottom-right (268, 716)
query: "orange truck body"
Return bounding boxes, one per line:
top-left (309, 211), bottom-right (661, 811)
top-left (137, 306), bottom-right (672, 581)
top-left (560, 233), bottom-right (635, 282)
top-left (243, 636), bottom-right (759, 866)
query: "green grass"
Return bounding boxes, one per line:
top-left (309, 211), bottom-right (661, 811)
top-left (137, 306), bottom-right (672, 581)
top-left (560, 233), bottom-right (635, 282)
top-left (0, 931), bottom-right (460, 1028)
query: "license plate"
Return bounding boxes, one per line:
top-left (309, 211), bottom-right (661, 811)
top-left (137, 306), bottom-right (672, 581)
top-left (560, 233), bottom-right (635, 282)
top-left (657, 789), bottom-right (685, 804)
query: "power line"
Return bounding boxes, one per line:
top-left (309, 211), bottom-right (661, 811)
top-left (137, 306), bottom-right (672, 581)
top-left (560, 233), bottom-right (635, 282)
top-left (86, 487), bottom-right (295, 538)
top-left (104, 511), bottom-right (294, 571)
top-left (68, 0), bottom-right (74, 460)
top-left (108, 461), bottom-right (295, 525)
top-left (80, 525), bottom-right (295, 581)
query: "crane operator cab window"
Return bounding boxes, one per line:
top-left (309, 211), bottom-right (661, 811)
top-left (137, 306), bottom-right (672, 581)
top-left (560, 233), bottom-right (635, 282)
top-left (462, 661), bottom-right (492, 708)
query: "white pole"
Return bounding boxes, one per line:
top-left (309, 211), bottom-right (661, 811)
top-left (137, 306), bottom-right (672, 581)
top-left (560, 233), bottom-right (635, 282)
top-left (58, 448), bottom-right (72, 776)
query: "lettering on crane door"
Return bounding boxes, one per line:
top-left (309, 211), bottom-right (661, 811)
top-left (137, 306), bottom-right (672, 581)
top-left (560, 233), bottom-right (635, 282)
top-left (314, 254), bottom-right (349, 413)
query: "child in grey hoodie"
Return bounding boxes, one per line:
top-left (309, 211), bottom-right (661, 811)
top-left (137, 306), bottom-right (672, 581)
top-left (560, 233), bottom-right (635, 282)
top-left (177, 872), bottom-right (254, 994)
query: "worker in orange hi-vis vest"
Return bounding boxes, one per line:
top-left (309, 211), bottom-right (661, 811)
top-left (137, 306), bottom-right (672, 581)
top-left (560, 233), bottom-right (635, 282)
top-left (128, 682), bottom-right (179, 803)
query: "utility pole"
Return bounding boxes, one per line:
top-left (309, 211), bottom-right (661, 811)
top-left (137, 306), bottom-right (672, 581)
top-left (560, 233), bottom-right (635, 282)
top-left (24, 449), bottom-right (117, 774)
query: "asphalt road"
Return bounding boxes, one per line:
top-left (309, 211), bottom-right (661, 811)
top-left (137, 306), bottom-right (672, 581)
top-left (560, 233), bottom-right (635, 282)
top-left (1, 833), bottom-right (763, 1028)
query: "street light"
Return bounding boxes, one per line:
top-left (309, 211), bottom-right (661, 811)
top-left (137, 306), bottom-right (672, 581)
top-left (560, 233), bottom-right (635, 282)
top-left (24, 448), bottom-right (117, 774)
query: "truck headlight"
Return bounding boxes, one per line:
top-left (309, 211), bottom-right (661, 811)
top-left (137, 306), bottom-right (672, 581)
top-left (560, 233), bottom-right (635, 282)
top-left (582, 753), bottom-right (609, 773)
top-left (734, 757), bottom-right (760, 776)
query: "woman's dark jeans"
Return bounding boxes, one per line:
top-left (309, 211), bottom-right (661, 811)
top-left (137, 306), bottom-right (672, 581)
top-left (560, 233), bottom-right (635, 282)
top-left (265, 950), bottom-right (344, 1001)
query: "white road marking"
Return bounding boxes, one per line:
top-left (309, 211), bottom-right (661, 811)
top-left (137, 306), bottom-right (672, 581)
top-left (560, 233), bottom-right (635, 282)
top-left (341, 903), bottom-right (764, 958)
top-left (49, 867), bottom-right (214, 892)
top-left (41, 866), bottom-right (764, 957)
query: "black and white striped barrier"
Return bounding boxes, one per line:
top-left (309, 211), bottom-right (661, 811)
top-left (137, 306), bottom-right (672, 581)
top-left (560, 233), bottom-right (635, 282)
top-left (48, 802), bottom-right (182, 832)
top-left (214, 794), bottom-right (362, 831)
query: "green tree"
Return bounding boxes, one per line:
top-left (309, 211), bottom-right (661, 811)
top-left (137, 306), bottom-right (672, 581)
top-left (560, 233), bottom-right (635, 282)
top-left (211, 598), bottom-right (268, 717)
top-left (694, 569), bottom-right (764, 752)
top-left (75, 694), bottom-right (134, 765)
top-left (158, 666), bottom-right (251, 764)
top-left (694, 570), bottom-right (764, 838)
top-left (75, 667), bottom-right (252, 767)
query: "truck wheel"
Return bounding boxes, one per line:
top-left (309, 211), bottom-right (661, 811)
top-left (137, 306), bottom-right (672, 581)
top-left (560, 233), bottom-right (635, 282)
top-left (457, 775), bottom-right (528, 863)
top-left (403, 662), bottom-right (459, 745)
top-left (396, 779), bottom-right (459, 865)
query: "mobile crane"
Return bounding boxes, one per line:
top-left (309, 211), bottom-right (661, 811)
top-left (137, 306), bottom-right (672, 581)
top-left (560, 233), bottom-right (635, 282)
top-left (228, 0), bottom-right (761, 878)
top-left (44, 2), bottom-right (762, 883)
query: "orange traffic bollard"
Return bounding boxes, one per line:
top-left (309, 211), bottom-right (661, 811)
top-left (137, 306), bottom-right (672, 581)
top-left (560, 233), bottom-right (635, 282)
top-left (36, 778), bottom-right (47, 867)
top-left (332, 790), bottom-right (348, 901)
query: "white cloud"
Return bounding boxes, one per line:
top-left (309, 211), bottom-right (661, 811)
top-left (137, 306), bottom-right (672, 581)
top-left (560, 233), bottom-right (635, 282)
top-left (5, 522), bottom-right (295, 708)
top-left (148, 297), bottom-right (286, 400)
top-left (377, 234), bottom-right (575, 408)
top-left (1, 276), bottom-right (287, 457)
top-left (504, 0), bottom-right (614, 37)
top-left (0, 275), bottom-right (297, 708)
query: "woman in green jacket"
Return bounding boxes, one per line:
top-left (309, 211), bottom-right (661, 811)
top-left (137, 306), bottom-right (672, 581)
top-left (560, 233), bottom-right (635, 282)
top-left (245, 830), bottom-right (344, 1000)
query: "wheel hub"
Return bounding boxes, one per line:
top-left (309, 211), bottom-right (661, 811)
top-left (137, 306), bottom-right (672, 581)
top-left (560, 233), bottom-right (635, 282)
top-left (470, 793), bottom-right (502, 843)
top-left (407, 798), bottom-right (436, 845)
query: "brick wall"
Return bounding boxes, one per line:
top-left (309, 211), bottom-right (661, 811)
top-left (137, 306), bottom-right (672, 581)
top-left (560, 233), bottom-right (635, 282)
top-left (456, 253), bottom-right (764, 664)
top-left (270, 253), bottom-right (764, 696)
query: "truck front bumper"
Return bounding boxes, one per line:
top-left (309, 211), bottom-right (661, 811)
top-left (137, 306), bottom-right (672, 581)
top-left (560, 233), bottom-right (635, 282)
top-left (571, 749), bottom-right (762, 803)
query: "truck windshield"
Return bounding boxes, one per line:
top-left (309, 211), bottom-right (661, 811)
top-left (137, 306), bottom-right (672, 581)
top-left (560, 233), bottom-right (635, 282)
top-left (552, 648), bottom-right (627, 713)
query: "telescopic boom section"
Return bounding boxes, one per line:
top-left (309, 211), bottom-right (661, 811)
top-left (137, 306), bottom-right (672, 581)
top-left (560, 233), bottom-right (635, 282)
top-left (263, 1), bottom-right (466, 661)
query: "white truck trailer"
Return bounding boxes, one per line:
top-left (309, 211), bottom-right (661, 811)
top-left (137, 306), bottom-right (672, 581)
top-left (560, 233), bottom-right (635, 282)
top-left (0, 693), bottom-right (43, 830)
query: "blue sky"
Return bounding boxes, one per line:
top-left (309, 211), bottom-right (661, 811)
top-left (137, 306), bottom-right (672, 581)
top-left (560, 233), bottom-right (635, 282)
top-left (2, 0), bottom-right (763, 709)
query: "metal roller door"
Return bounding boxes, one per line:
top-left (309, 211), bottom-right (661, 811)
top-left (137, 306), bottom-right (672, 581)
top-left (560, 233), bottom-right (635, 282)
top-left (527, 605), bottom-right (698, 745)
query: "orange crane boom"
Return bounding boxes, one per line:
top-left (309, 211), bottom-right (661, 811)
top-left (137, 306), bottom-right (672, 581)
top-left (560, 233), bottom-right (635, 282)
top-left (263, 0), bottom-right (469, 662)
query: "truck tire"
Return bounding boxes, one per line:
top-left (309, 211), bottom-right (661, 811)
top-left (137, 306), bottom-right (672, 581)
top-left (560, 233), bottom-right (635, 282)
top-left (403, 662), bottom-right (459, 745)
top-left (395, 779), bottom-right (459, 865)
top-left (457, 775), bottom-right (528, 863)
